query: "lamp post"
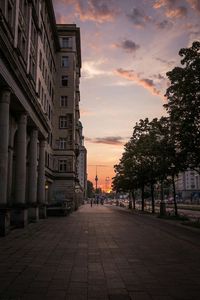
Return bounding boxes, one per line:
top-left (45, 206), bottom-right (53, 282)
top-left (171, 163), bottom-right (178, 216)
top-left (160, 181), bottom-right (166, 216)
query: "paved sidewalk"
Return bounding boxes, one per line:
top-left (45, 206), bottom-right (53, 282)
top-left (0, 204), bottom-right (200, 300)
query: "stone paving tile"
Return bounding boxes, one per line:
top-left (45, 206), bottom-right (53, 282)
top-left (66, 295), bottom-right (88, 300)
top-left (129, 291), bottom-right (152, 300)
top-left (0, 204), bottom-right (200, 300)
top-left (109, 295), bottom-right (131, 300)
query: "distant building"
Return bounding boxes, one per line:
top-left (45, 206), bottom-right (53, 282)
top-left (175, 170), bottom-right (200, 201)
top-left (0, 0), bottom-right (86, 235)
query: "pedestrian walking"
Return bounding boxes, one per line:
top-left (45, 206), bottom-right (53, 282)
top-left (90, 198), bottom-right (93, 207)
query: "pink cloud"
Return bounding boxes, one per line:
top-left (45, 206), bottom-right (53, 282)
top-left (115, 68), bottom-right (161, 97)
top-left (54, 0), bottom-right (119, 23)
top-left (127, 8), bottom-right (152, 28)
top-left (85, 136), bottom-right (124, 146)
top-left (55, 11), bottom-right (73, 24)
top-left (80, 109), bottom-right (95, 116)
top-left (186, 0), bottom-right (200, 12)
top-left (153, 0), bottom-right (188, 18)
top-left (75, 0), bottom-right (119, 23)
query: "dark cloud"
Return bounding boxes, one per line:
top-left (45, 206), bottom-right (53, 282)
top-left (115, 39), bottom-right (140, 53)
top-left (85, 136), bottom-right (125, 145)
top-left (154, 73), bottom-right (166, 80)
top-left (127, 8), bottom-right (152, 27)
top-left (155, 57), bottom-right (175, 67)
top-left (156, 19), bottom-right (173, 29)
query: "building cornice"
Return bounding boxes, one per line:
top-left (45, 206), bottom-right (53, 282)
top-left (45, 0), bottom-right (60, 51)
top-left (56, 24), bottom-right (81, 69)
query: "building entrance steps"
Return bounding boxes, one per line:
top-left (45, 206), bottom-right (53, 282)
top-left (0, 204), bottom-right (200, 300)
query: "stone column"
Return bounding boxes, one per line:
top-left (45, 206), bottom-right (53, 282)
top-left (0, 88), bottom-right (11, 236)
top-left (7, 147), bottom-right (14, 203)
top-left (12, 113), bottom-right (28, 227)
top-left (38, 140), bottom-right (46, 218)
top-left (28, 129), bottom-right (39, 222)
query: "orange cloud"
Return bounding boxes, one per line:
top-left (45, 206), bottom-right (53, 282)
top-left (115, 68), bottom-right (161, 97)
top-left (153, 0), bottom-right (188, 18)
top-left (166, 6), bottom-right (187, 18)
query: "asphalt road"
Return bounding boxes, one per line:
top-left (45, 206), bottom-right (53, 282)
top-left (0, 204), bottom-right (200, 300)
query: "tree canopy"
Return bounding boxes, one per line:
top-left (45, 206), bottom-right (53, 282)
top-left (164, 41), bottom-right (200, 173)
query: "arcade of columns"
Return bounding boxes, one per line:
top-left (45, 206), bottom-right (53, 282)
top-left (0, 88), bottom-right (47, 236)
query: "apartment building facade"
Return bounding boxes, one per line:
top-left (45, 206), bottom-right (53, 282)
top-left (175, 170), bottom-right (200, 201)
top-left (0, 0), bottom-right (86, 235)
top-left (77, 121), bottom-right (87, 199)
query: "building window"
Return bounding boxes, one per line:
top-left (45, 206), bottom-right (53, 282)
top-left (61, 56), bottom-right (69, 67)
top-left (39, 51), bottom-right (42, 69)
top-left (42, 60), bottom-right (45, 76)
top-left (48, 104), bottom-right (51, 120)
top-left (44, 94), bottom-right (46, 110)
top-left (41, 87), bottom-right (44, 106)
top-left (38, 80), bottom-right (41, 97)
top-left (31, 59), bottom-right (35, 79)
top-left (59, 116), bottom-right (67, 128)
top-left (68, 129), bottom-right (73, 145)
top-left (59, 160), bottom-right (67, 172)
top-left (59, 138), bottom-right (67, 150)
top-left (61, 76), bottom-right (68, 87)
top-left (59, 114), bottom-right (72, 129)
top-left (60, 96), bottom-right (68, 107)
top-left (61, 37), bottom-right (71, 48)
top-left (7, 1), bottom-right (13, 29)
top-left (31, 21), bottom-right (36, 44)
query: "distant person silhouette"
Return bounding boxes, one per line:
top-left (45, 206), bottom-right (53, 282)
top-left (90, 199), bottom-right (93, 207)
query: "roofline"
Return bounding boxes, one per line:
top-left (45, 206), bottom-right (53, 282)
top-left (56, 24), bottom-right (82, 68)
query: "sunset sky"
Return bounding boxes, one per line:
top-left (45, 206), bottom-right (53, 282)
top-left (53, 0), bottom-right (200, 191)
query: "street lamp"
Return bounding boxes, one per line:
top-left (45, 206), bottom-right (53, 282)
top-left (45, 183), bottom-right (49, 203)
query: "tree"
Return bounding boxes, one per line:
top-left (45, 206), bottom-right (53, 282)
top-left (164, 41), bottom-right (200, 174)
top-left (113, 116), bottom-right (181, 215)
top-left (87, 180), bottom-right (94, 198)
